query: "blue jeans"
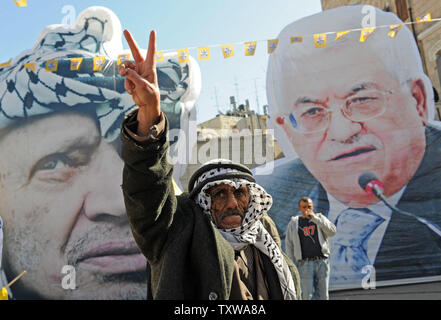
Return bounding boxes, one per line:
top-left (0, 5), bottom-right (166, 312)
top-left (297, 258), bottom-right (330, 300)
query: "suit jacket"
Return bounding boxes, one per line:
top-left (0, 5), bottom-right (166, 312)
top-left (255, 122), bottom-right (441, 287)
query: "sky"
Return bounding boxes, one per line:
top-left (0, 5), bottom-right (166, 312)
top-left (0, 0), bottom-right (322, 124)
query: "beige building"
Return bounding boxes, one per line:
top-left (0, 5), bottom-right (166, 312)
top-left (197, 113), bottom-right (267, 138)
top-left (179, 113), bottom-right (284, 191)
top-left (321, 0), bottom-right (441, 120)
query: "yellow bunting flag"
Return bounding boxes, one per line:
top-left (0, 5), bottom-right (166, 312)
top-left (416, 13), bottom-right (432, 23)
top-left (245, 41), bottom-right (257, 56)
top-left (14, 0), bottom-right (27, 7)
top-left (70, 57), bottom-right (83, 71)
top-left (93, 56), bottom-right (106, 71)
top-left (360, 28), bottom-right (375, 42)
top-left (290, 36), bottom-right (303, 44)
top-left (155, 51), bottom-right (164, 62)
top-left (177, 49), bottom-right (189, 64)
top-left (388, 24), bottom-right (402, 38)
top-left (335, 30), bottom-right (350, 40)
top-left (198, 47), bottom-right (210, 61)
top-left (0, 287), bottom-right (8, 300)
top-left (314, 34), bottom-right (327, 48)
top-left (267, 39), bottom-right (279, 53)
top-left (221, 44), bottom-right (234, 59)
top-left (117, 54), bottom-right (130, 66)
top-left (0, 58), bottom-right (12, 68)
top-left (45, 60), bottom-right (58, 72)
top-left (24, 62), bottom-right (35, 71)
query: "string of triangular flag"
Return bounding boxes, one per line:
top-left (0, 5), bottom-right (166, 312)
top-left (156, 12), bottom-right (436, 63)
top-left (0, 12), bottom-right (437, 71)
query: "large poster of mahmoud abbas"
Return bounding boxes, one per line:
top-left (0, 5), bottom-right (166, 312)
top-left (254, 5), bottom-right (441, 290)
top-left (0, 6), bottom-right (200, 299)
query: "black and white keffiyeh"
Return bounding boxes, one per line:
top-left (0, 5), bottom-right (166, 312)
top-left (190, 159), bottom-right (297, 300)
top-left (0, 6), bottom-right (196, 140)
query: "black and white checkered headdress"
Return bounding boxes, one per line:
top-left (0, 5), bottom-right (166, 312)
top-left (188, 159), bottom-right (297, 299)
top-left (0, 6), bottom-right (199, 142)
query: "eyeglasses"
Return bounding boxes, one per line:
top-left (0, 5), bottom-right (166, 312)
top-left (279, 89), bottom-right (393, 134)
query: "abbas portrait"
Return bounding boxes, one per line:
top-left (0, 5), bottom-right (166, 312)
top-left (254, 5), bottom-right (441, 290)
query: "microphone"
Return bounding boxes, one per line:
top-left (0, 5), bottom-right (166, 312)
top-left (358, 172), bottom-right (385, 199)
top-left (358, 172), bottom-right (441, 238)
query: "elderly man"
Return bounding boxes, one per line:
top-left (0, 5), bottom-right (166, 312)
top-left (119, 29), bottom-right (301, 300)
top-left (255, 5), bottom-right (441, 289)
top-left (0, 6), bottom-right (198, 299)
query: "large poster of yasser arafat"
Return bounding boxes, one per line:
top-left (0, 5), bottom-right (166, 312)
top-left (0, 6), bottom-right (200, 299)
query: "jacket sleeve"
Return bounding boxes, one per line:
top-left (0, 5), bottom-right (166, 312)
top-left (285, 219), bottom-right (297, 263)
top-left (311, 213), bottom-right (337, 238)
top-left (120, 109), bottom-right (177, 264)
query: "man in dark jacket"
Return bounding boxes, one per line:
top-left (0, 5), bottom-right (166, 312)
top-left (119, 29), bottom-right (301, 300)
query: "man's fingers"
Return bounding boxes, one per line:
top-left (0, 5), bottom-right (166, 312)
top-left (118, 61), bottom-right (136, 79)
top-left (119, 61), bottom-right (136, 70)
top-left (145, 30), bottom-right (158, 82)
top-left (123, 68), bottom-right (154, 90)
top-left (124, 78), bottom-right (135, 95)
top-left (145, 30), bottom-right (157, 64)
top-left (123, 29), bottom-right (144, 64)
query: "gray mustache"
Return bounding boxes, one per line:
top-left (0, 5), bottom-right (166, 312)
top-left (220, 209), bottom-right (245, 220)
top-left (318, 133), bottom-right (383, 161)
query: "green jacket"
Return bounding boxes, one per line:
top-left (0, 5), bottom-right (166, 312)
top-left (121, 112), bottom-right (301, 300)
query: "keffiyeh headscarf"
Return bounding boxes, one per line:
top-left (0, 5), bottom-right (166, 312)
top-left (188, 159), bottom-right (297, 300)
top-left (0, 6), bottom-right (200, 191)
top-left (0, 7), bottom-right (133, 141)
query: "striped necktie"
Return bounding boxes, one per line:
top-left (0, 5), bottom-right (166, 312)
top-left (330, 208), bottom-right (384, 287)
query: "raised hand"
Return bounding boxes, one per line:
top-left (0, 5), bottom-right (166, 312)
top-left (306, 209), bottom-right (315, 219)
top-left (119, 30), bottom-right (161, 136)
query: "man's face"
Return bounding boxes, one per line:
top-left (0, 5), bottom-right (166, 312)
top-left (278, 45), bottom-right (428, 207)
top-left (209, 184), bottom-right (249, 229)
top-left (0, 111), bottom-right (147, 299)
top-left (299, 199), bottom-right (313, 217)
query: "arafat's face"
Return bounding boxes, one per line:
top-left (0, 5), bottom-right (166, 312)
top-left (277, 46), bottom-right (427, 207)
top-left (0, 111), bottom-right (147, 299)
